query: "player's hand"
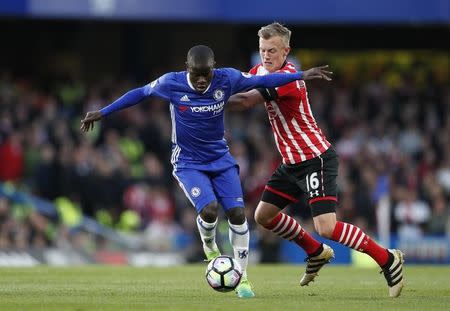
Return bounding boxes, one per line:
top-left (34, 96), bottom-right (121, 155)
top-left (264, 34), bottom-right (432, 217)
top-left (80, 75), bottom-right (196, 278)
top-left (80, 110), bottom-right (102, 132)
top-left (302, 65), bottom-right (333, 81)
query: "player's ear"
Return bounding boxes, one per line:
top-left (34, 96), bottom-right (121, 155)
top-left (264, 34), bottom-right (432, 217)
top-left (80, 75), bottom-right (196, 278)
top-left (285, 46), bottom-right (291, 57)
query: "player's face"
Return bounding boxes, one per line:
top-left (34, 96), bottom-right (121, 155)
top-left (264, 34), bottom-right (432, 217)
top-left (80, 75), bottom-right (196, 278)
top-left (187, 65), bottom-right (214, 93)
top-left (259, 36), bottom-right (290, 73)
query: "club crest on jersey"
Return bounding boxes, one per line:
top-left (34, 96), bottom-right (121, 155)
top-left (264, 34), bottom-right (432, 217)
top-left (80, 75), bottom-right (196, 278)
top-left (191, 187), bottom-right (201, 198)
top-left (213, 89), bottom-right (224, 101)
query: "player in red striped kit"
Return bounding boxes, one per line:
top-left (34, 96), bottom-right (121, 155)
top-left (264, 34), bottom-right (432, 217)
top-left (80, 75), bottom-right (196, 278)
top-left (228, 22), bottom-right (404, 297)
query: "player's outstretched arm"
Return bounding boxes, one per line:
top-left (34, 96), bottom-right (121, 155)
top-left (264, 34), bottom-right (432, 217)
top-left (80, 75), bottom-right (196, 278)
top-left (229, 66), bottom-right (332, 94)
top-left (302, 65), bottom-right (333, 81)
top-left (227, 89), bottom-right (264, 111)
top-left (80, 85), bottom-right (153, 132)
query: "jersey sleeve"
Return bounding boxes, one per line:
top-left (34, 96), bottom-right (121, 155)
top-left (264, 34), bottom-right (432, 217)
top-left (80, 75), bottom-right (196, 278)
top-left (143, 73), bottom-right (172, 100)
top-left (100, 73), bottom-right (172, 117)
top-left (224, 68), bottom-right (303, 94)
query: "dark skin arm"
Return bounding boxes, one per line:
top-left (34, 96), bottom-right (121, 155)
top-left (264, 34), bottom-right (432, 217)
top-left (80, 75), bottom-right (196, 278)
top-left (228, 65), bottom-right (333, 110)
top-left (227, 89), bottom-right (265, 111)
top-left (302, 65), bottom-right (333, 81)
top-left (80, 110), bottom-right (102, 132)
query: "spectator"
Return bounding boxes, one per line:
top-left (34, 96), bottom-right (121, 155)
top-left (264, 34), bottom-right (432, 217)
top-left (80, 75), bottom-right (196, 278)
top-left (394, 189), bottom-right (431, 240)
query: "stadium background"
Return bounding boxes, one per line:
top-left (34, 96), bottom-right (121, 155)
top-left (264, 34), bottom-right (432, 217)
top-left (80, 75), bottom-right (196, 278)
top-left (0, 0), bottom-right (449, 267)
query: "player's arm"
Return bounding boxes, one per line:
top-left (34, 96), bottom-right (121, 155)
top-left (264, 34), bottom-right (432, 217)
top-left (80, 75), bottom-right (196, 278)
top-left (228, 66), bottom-right (332, 94)
top-left (81, 75), bottom-right (171, 132)
top-left (227, 88), bottom-right (277, 111)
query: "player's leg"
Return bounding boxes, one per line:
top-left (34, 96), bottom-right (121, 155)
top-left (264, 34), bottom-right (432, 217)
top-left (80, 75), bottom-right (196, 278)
top-left (226, 206), bottom-right (254, 298)
top-left (197, 201), bottom-right (221, 261)
top-left (225, 207), bottom-right (249, 277)
top-left (257, 165), bottom-right (333, 286)
top-left (213, 165), bottom-right (254, 298)
top-left (255, 200), bottom-right (334, 287)
top-left (308, 148), bottom-right (404, 297)
top-left (256, 191), bottom-right (323, 256)
top-left (173, 167), bottom-right (220, 261)
top-left (313, 210), bottom-right (404, 297)
top-left (225, 206), bottom-right (252, 295)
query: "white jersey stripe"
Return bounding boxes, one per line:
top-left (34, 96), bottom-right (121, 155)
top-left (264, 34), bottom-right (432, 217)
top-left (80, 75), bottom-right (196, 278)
top-left (302, 86), bottom-right (330, 150)
top-left (271, 101), bottom-right (306, 162)
top-left (170, 145), bottom-right (176, 164)
top-left (296, 83), bottom-right (329, 152)
top-left (291, 117), bottom-right (321, 156)
top-left (171, 145), bottom-right (181, 165)
top-left (176, 146), bottom-right (181, 162)
top-left (169, 103), bottom-right (176, 144)
top-left (271, 117), bottom-right (295, 164)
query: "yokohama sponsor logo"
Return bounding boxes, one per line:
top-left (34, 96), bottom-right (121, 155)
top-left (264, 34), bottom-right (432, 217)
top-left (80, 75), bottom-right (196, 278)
top-left (190, 101), bottom-right (225, 115)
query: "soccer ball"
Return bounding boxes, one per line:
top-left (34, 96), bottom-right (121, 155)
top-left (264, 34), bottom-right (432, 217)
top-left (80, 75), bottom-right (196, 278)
top-left (205, 255), bottom-right (242, 292)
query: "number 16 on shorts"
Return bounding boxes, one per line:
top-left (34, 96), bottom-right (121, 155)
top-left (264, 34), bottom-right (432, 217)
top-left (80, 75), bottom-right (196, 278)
top-left (306, 172), bottom-right (321, 198)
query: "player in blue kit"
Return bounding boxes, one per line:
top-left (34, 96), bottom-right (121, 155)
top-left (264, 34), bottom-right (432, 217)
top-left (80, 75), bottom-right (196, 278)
top-left (81, 45), bottom-right (331, 298)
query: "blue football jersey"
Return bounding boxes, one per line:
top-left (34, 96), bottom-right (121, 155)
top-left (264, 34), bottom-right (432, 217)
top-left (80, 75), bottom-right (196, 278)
top-left (142, 68), bottom-right (301, 169)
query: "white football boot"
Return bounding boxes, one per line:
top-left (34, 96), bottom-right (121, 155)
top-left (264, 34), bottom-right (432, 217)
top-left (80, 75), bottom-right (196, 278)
top-left (300, 244), bottom-right (334, 286)
top-left (381, 249), bottom-right (405, 298)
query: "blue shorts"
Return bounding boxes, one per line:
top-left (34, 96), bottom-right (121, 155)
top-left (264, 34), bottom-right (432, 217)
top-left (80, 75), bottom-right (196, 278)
top-left (172, 165), bottom-right (245, 213)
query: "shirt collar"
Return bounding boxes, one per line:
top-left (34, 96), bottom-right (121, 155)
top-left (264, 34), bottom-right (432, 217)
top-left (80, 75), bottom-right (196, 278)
top-left (186, 72), bottom-right (212, 94)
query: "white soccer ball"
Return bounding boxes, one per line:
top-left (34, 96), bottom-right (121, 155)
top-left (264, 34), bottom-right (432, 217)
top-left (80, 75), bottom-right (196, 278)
top-left (205, 255), bottom-right (242, 292)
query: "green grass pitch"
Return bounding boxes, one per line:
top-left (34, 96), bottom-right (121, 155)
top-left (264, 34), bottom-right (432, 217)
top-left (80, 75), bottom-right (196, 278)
top-left (1, 265), bottom-right (449, 311)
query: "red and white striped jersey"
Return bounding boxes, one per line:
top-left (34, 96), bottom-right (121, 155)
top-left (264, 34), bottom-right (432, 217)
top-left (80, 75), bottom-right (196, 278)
top-left (249, 62), bottom-right (331, 164)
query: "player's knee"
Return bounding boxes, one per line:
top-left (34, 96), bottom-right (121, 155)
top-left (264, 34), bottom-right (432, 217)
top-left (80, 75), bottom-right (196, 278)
top-left (254, 203), bottom-right (279, 227)
top-left (254, 208), bottom-right (267, 226)
top-left (314, 214), bottom-right (336, 239)
top-left (314, 218), bottom-right (335, 238)
top-left (226, 207), bottom-right (245, 225)
top-left (316, 226), bottom-right (334, 239)
top-left (199, 202), bottom-right (218, 223)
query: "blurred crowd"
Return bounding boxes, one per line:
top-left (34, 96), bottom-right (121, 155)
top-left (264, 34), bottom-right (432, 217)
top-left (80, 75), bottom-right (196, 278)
top-left (0, 51), bottom-right (449, 261)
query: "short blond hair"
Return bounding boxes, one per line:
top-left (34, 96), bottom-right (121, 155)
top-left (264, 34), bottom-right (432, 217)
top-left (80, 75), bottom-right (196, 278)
top-left (258, 22), bottom-right (291, 47)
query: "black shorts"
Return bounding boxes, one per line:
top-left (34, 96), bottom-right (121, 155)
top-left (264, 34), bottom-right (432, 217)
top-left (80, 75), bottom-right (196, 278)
top-left (261, 147), bottom-right (339, 217)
